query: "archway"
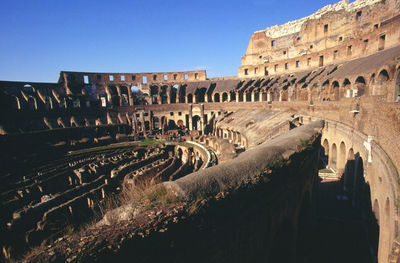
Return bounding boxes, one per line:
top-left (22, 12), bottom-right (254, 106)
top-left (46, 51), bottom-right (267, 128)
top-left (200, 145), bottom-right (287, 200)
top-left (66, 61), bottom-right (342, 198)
top-left (321, 139), bottom-right (329, 168)
top-left (343, 79), bottom-right (352, 98)
top-left (395, 68), bottom-right (400, 101)
top-left (192, 115), bottom-right (201, 130)
top-left (355, 76), bottom-right (366, 97)
top-left (338, 142), bottom-right (346, 174)
top-left (120, 86), bottom-right (130, 106)
top-left (372, 70), bottom-right (389, 96)
top-left (222, 92), bottom-right (228, 102)
top-left (170, 85), bottom-right (178, 104)
top-left (214, 93), bottom-right (220, 103)
top-left (108, 86), bottom-right (119, 106)
top-left (330, 143), bottom-right (337, 170)
top-left (187, 93), bottom-right (193, 103)
top-left (331, 81), bottom-right (340, 100)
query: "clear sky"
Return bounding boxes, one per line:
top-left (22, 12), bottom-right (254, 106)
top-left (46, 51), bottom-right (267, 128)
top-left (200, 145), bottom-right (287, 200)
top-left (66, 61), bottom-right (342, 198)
top-left (0, 0), bottom-right (343, 82)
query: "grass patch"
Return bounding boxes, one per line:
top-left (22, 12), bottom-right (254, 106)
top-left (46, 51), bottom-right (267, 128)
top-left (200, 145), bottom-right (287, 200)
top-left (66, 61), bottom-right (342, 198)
top-left (66, 142), bottom-right (137, 156)
top-left (140, 139), bottom-right (165, 146)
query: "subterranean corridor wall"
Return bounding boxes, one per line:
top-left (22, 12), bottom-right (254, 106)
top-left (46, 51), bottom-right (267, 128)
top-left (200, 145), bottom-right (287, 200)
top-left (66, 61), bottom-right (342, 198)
top-left (25, 121), bottom-right (323, 262)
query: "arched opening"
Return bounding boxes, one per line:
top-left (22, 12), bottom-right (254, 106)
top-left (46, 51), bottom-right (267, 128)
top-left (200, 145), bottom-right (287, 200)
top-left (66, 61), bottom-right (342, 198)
top-left (27, 96), bottom-right (37, 110)
top-left (195, 88), bottom-right (206, 103)
top-left (230, 91), bottom-right (236, 102)
top-left (108, 86), bottom-right (119, 106)
top-left (187, 93), bottom-right (193, 103)
top-left (394, 68), bottom-right (400, 102)
top-left (372, 70), bottom-right (389, 96)
top-left (177, 120), bottom-right (184, 129)
top-left (160, 86), bottom-right (168, 104)
top-left (343, 79), bottom-right (352, 98)
top-left (168, 120), bottom-right (177, 130)
top-left (338, 142), bottom-right (346, 174)
top-left (179, 85), bottom-right (186, 103)
top-left (330, 143), bottom-right (337, 170)
top-left (222, 92), bottom-right (228, 102)
top-left (170, 85), bottom-right (178, 104)
top-left (330, 81), bottom-right (340, 100)
top-left (150, 85), bottom-right (159, 104)
top-left (153, 117), bottom-right (160, 130)
top-left (192, 115), bottom-right (201, 130)
top-left (355, 76), bottom-right (366, 97)
top-left (120, 86), bottom-right (130, 106)
top-left (214, 93), bottom-right (220, 103)
top-left (245, 92), bottom-right (251, 102)
top-left (321, 139), bottom-right (329, 168)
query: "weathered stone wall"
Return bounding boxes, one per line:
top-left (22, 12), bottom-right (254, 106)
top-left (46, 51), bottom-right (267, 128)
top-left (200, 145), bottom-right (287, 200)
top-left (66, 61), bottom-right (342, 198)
top-left (239, 0), bottom-right (400, 77)
top-left (23, 121), bottom-right (323, 263)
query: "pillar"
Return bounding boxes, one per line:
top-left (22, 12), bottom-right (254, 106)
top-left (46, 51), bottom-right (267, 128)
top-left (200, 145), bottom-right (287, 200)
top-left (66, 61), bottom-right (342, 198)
top-left (236, 92), bottom-right (240, 102)
top-left (117, 86), bottom-right (122, 106)
top-left (267, 92), bottom-right (271, 102)
top-left (260, 92), bottom-right (264, 102)
top-left (243, 92), bottom-right (247, 102)
top-left (201, 104), bottom-right (205, 133)
top-left (189, 104), bottom-right (193, 131)
top-left (251, 91), bottom-right (255, 102)
top-left (133, 111), bottom-right (138, 134)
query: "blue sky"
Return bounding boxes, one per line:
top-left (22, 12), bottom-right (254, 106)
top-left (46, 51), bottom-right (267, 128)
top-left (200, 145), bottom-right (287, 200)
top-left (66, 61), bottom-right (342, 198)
top-left (0, 0), bottom-right (342, 82)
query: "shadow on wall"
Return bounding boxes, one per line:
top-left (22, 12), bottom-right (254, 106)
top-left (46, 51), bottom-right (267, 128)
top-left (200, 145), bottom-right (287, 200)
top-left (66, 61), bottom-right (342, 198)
top-left (316, 146), bottom-right (379, 262)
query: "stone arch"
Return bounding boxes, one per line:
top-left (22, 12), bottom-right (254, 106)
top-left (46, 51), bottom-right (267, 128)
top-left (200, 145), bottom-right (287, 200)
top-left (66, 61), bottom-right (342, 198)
top-left (230, 91), bottom-right (236, 102)
top-left (394, 67), bottom-right (400, 101)
top-left (338, 141), bottom-right (346, 172)
top-left (372, 69), bottom-right (389, 96)
top-left (354, 76), bottom-right (366, 97)
top-left (187, 93), bottom-right (193, 103)
top-left (177, 119), bottom-right (184, 129)
top-left (12, 96), bottom-right (21, 110)
top-left (343, 78), bottom-right (352, 98)
top-left (330, 143), bottom-right (337, 170)
top-left (170, 84), bottom-right (179, 104)
top-left (321, 139), bottom-right (329, 168)
top-left (107, 86), bottom-right (119, 106)
top-left (330, 80), bottom-right (340, 100)
top-left (214, 93), bottom-right (220, 103)
top-left (27, 96), bottom-right (37, 110)
top-left (222, 92), bottom-right (228, 102)
top-left (120, 86), bottom-right (130, 106)
top-left (192, 115), bottom-right (201, 131)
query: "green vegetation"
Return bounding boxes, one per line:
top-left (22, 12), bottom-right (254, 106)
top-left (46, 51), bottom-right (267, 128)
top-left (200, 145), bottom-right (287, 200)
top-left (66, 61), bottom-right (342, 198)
top-left (66, 139), bottom-right (165, 156)
top-left (66, 142), bottom-right (137, 156)
top-left (140, 139), bottom-right (165, 146)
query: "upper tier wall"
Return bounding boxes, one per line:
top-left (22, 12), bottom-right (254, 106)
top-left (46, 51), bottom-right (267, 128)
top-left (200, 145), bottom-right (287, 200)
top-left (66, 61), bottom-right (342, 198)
top-left (239, 0), bottom-right (400, 77)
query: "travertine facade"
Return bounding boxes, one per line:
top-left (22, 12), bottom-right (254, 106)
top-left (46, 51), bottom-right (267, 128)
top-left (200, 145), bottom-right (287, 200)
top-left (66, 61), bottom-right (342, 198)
top-left (1, 0), bottom-right (400, 262)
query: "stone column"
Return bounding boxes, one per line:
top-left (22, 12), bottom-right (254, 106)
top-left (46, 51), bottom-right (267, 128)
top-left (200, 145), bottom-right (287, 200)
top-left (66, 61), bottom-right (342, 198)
top-left (260, 92), bottom-right (264, 102)
top-left (251, 91), bottom-right (255, 102)
top-left (200, 104), bottom-right (205, 134)
top-left (267, 92), bottom-right (271, 102)
top-left (128, 88), bottom-right (133, 106)
top-left (117, 86), bottom-right (122, 106)
top-left (188, 104), bottom-right (193, 131)
top-left (133, 111), bottom-right (138, 134)
top-left (141, 112), bottom-right (147, 138)
top-left (205, 94), bottom-right (209, 103)
top-left (243, 92), bottom-right (247, 102)
top-left (148, 111), bottom-right (153, 133)
top-left (236, 92), bottom-right (240, 102)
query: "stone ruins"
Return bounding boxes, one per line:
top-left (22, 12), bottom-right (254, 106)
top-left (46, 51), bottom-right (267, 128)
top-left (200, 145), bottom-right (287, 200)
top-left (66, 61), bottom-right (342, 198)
top-left (1, 0), bottom-right (400, 262)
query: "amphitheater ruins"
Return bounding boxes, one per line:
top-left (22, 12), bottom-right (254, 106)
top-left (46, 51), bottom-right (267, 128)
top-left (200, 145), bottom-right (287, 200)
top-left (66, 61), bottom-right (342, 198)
top-left (1, 0), bottom-right (400, 262)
